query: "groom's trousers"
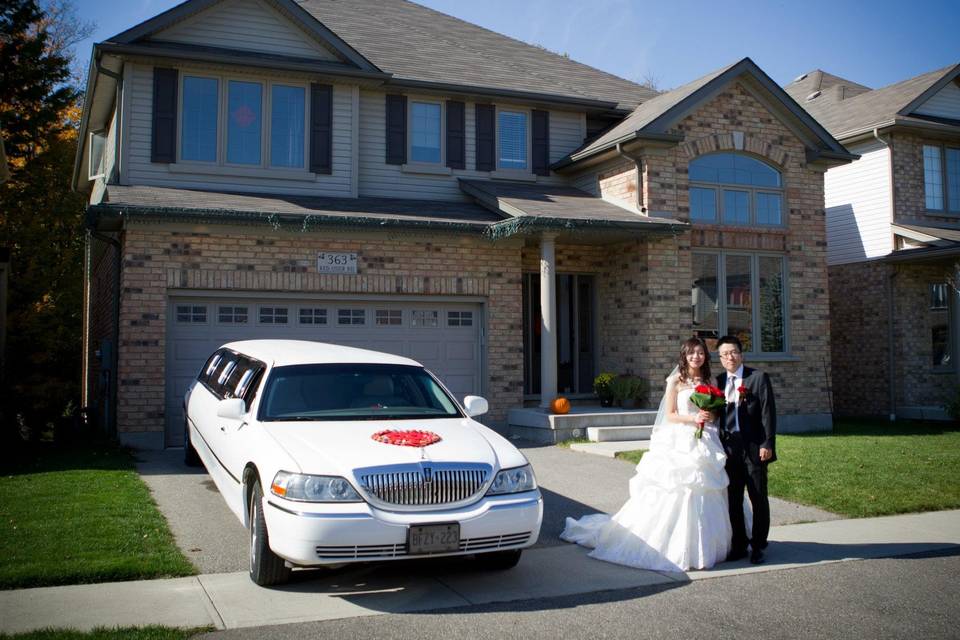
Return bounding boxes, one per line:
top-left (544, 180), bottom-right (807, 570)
top-left (724, 432), bottom-right (770, 551)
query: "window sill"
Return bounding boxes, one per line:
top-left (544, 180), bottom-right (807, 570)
top-left (490, 170), bottom-right (536, 183)
top-left (923, 208), bottom-right (960, 217)
top-left (401, 162), bottom-right (452, 176)
top-left (168, 162), bottom-right (316, 182)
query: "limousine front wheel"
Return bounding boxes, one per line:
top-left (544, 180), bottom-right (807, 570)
top-left (249, 481), bottom-right (291, 586)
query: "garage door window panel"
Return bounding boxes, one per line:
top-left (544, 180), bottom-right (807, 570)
top-left (299, 308), bottom-right (327, 325)
top-left (176, 304), bottom-right (207, 323)
top-left (448, 311), bottom-right (473, 327)
top-left (259, 306), bottom-right (289, 324)
top-left (338, 309), bottom-right (365, 325)
top-left (412, 310), bottom-right (439, 327)
top-left (218, 306), bottom-right (249, 324)
top-left (375, 309), bottom-right (402, 326)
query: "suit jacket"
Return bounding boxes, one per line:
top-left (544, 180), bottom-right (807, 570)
top-left (717, 366), bottom-right (777, 464)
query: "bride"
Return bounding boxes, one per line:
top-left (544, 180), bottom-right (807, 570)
top-left (561, 337), bottom-right (732, 571)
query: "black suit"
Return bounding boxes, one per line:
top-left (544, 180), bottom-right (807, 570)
top-left (717, 366), bottom-right (776, 553)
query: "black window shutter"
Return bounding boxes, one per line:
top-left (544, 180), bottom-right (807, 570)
top-left (151, 67), bottom-right (178, 163)
top-left (446, 100), bottom-right (465, 170)
top-left (310, 83), bottom-right (333, 174)
top-left (475, 104), bottom-right (495, 172)
top-left (532, 109), bottom-right (550, 176)
top-left (385, 94), bottom-right (407, 165)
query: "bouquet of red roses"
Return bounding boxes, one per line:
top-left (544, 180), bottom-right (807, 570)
top-left (689, 384), bottom-right (726, 439)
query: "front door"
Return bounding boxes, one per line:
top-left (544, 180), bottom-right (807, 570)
top-left (522, 274), bottom-right (596, 396)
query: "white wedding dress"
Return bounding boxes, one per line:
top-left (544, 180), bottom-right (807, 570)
top-left (561, 381), bottom-right (732, 571)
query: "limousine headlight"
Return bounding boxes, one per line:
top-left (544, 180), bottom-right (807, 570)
top-left (271, 471), bottom-right (362, 502)
top-left (485, 464), bottom-right (537, 496)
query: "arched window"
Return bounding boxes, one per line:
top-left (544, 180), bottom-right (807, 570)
top-left (688, 153), bottom-right (784, 226)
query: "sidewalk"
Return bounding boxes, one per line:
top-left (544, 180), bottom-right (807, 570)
top-left (1, 510), bottom-right (957, 634)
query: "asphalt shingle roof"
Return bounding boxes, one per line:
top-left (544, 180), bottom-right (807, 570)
top-left (784, 64), bottom-right (958, 139)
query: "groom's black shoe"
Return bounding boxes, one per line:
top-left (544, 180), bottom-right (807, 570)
top-left (749, 548), bottom-right (765, 564)
top-left (726, 548), bottom-right (748, 562)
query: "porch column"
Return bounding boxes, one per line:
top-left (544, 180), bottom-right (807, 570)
top-left (539, 233), bottom-right (557, 407)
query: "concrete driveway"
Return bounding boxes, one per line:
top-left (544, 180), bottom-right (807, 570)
top-left (133, 441), bottom-right (838, 575)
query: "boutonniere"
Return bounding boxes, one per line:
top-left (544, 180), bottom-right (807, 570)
top-left (737, 384), bottom-right (749, 398)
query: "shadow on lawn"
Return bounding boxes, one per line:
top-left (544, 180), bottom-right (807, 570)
top-left (794, 419), bottom-right (959, 438)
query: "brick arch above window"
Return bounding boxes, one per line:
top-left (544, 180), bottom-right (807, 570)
top-left (680, 132), bottom-right (789, 168)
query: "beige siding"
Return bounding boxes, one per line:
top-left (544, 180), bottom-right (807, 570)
top-left (149, 0), bottom-right (337, 60)
top-left (124, 64), bottom-right (353, 197)
top-left (913, 81), bottom-right (960, 119)
top-left (90, 110), bottom-right (120, 205)
top-left (357, 90), bottom-right (585, 201)
top-left (824, 139), bottom-right (893, 265)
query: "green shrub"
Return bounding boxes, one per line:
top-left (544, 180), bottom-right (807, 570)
top-left (609, 375), bottom-right (649, 407)
top-left (593, 372), bottom-right (616, 399)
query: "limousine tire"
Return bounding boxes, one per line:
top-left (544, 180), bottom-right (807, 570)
top-left (480, 549), bottom-right (522, 570)
top-left (184, 420), bottom-right (201, 467)
top-left (249, 481), bottom-right (291, 586)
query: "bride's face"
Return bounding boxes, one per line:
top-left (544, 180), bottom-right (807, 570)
top-left (685, 345), bottom-right (706, 373)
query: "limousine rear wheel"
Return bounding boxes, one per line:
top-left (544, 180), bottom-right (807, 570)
top-left (249, 481), bottom-right (291, 586)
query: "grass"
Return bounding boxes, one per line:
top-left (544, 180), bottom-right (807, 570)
top-left (0, 443), bottom-right (196, 590)
top-left (608, 420), bottom-right (960, 518)
top-left (556, 437), bottom-right (590, 448)
top-left (615, 450), bottom-right (645, 465)
top-left (0, 627), bottom-right (209, 640)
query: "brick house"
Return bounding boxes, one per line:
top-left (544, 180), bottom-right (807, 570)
top-left (75, 0), bottom-right (853, 449)
top-left (785, 64), bottom-right (960, 420)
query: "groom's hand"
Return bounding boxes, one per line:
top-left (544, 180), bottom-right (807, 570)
top-left (759, 447), bottom-right (772, 462)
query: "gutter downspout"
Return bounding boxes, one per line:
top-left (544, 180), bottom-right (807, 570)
top-left (616, 142), bottom-right (645, 213)
top-left (873, 127), bottom-right (896, 422)
top-left (90, 228), bottom-right (122, 438)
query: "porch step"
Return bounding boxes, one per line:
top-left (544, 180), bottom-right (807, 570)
top-left (586, 425), bottom-right (654, 442)
top-left (569, 439), bottom-right (651, 458)
top-left (507, 407), bottom-right (658, 444)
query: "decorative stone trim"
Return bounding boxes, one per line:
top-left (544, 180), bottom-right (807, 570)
top-left (680, 131), bottom-right (789, 167)
top-left (166, 268), bottom-right (490, 296)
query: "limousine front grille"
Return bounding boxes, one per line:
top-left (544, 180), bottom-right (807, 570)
top-left (315, 532), bottom-right (532, 560)
top-left (357, 463), bottom-right (490, 507)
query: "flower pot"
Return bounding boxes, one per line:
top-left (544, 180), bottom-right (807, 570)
top-left (599, 397), bottom-right (613, 408)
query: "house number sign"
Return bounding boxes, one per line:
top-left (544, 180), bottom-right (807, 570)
top-left (317, 252), bottom-right (358, 274)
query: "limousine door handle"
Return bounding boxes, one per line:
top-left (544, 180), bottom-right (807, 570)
top-left (220, 421), bottom-right (248, 433)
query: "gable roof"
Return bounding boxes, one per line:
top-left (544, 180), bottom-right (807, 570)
top-left (554, 58), bottom-right (855, 171)
top-left (785, 63), bottom-right (960, 140)
top-left (783, 70), bottom-right (871, 104)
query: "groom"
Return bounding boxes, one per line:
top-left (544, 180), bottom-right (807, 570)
top-left (716, 336), bottom-right (777, 565)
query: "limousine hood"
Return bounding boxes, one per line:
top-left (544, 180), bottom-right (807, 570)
top-left (262, 418), bottom-right (527, 476)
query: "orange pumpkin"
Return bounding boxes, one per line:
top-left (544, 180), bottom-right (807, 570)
top-left (550, 396), bottom-right (571, 415)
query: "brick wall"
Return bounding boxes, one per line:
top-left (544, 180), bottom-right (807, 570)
top-left (113, 225), bottom-right (524, 440)
top-left (890, 132), bottom-right (960, 225)
top-left (84, 234), bottom-right (120, 433)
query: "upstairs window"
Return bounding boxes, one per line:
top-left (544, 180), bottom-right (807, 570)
top-left (410, 101), bottom-right (442, 163)
top-left (689, 153), bottom-right (784, 226)
top-left (181, 76), bottom-right (219, 162)
top-left (270, 85), bottom-right (305, 168)
top-left (227, 80), bottom-right (262, 165)
top-left (924, 144), bottom-right (960, 212)
top-left (498, 110), bottom-right (528, 170)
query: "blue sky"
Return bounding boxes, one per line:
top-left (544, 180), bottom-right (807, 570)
top-left (72, 0), bottom-right (960, 90)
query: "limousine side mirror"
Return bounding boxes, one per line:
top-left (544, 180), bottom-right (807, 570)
top-left (463, 395), bottom-right (488, 417)
top-left (217, 398), bottom-right (247, 420)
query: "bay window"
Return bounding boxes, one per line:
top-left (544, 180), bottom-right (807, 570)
top-left (692, 251), bottom-right (788, 355)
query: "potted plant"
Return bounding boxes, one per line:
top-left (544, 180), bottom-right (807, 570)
top-left (593, 372), bottom-right (616, 407)
top-left (610, 375), bottom-right (648, 409)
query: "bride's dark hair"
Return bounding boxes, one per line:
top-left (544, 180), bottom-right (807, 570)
top-left (677, 337), bottom-right (711, 384)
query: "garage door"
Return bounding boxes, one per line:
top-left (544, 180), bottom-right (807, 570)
top-left (165, 297), bottom-right (483, 447)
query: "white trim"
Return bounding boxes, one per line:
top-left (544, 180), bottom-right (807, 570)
top-left (168, 161), bottom-right (313, 181)
top-left (402, 162), bottom-right (452, 176)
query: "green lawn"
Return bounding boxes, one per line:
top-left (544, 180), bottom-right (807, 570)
top-left (615, 450), bottom-right (644, 465)
top-left (607, 420), bottom-right (960, 518)
top-left (0, 627), bottom-right (207, 640)
top-left (0, 444), bottom-right (196, 589)
top-left (768, 420), bottom-right (960, 517)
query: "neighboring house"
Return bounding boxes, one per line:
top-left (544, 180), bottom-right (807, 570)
top-left (785, 64), bottom-right (960, 420)
top-left (75, 0), bottom-right (853, 449)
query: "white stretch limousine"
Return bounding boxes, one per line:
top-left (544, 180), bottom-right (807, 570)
top-left (184, 340), bottom-right (543, 585)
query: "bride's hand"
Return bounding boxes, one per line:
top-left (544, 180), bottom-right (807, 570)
top-left (696, 409), bottom-right (713, 424)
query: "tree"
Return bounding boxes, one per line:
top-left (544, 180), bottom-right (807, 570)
top-left (0, 0), bottom-right (89, 441)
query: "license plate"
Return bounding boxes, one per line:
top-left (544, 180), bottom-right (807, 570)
top-left (408, 523), bottom-right (460, 555)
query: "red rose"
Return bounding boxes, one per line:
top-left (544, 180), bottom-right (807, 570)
top-left (737, 385), bottom-right (748, 395)
top-left (372, 429), bottom-right (442, 447)
top-left (695, 384), bottom-right (711, 394)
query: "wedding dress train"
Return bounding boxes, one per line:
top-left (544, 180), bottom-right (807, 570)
top-left (561, 385), bottom-right (733, 572)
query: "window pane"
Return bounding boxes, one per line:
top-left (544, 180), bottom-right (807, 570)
top-left (375, 309), bottom-right (402, 325)
top-left (690, 187), bottom-right (717, 222)
top-left (723, 190), bottom-right (750, 224)
top-left (691, 253), bottom-right (719, 346)
top-left (181, 76), bottom-right (218, 162)
top-left (924, 145), bottom-right (944, 210)
top-left (931, 283), bottom-right (949, 309)
top-left (270, 85), bottom-right (304, 168)
top-left (498, 110), bottom-right (527, 170)
top-left (932, 324), bottom-right (951, 367)
top-left (725, 255), bottom-right (752, 352)
top-left (227, 81), bottom-right (262, 165)
top-left (947, 148), bottom-right (960, 212)
top-left (689, 153), bottom-right (780, 187)
top-left (756, 192), bottom-right (782, 225)
top-left (759, 257), bottom-right (785, 352)
top-left (411, 102), bottom-right (441, 163)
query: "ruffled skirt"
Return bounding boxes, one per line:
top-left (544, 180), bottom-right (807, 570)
top-left (561, 421), bottom-right (733, 572)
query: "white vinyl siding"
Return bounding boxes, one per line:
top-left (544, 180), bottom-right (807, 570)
top-left (125, 64), bottom-right (353, 196)
top-left (824, 140), bottom-right (893, 265)
top-left (149, 0), bottom-right (337, 60)
top-left (913, 81), bottom-right (960, 120)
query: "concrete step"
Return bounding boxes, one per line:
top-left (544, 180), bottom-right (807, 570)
top-left (507, 407), bottom-right (659, 443)
top-left (569, 439), bottom-right (651, 458)
top-left (586, 425), bottom-right (654, 442)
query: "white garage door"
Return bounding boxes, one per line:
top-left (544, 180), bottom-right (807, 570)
top-left (165, 296), bottom-right (483, 447)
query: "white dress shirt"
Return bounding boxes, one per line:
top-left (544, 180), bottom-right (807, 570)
top-left (725, 365), bottom-right (744, 433)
